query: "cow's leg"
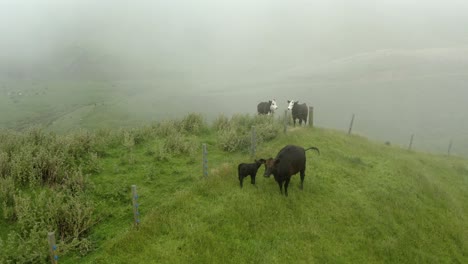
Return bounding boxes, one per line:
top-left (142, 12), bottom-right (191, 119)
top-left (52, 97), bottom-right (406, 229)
top-left (300, 169), bottom-right (305, 190)
top-left (239, 174), bottom-right (244, 188)
top-left (251, 174), bottom-right (256, 185)
top-left (277, 180), bottom-right (283, 194)
top-left (284, 178), bottom-right (290, 197)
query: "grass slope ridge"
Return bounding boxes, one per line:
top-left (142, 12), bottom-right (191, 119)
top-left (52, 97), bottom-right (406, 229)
top-left (65, 125), bottom-right (467, 263)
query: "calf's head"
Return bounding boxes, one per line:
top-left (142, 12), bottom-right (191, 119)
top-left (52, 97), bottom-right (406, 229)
top-left (255, 159), bottom-right (266, 168)
top-left (263, 158), bottom-right (280, 177)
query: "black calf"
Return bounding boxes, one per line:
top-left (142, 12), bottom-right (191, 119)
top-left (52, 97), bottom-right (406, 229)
top-left (238, 159), bottom-right (266, 188)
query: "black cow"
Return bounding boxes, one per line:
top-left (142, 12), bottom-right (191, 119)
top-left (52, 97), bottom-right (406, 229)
top-left (257, 99), bottom-right (278, 115)
top-left (287, 100), bottom-right (308, 126)
top-left (264, 145), bottom-right (320, 196)
top-left (238, 159), bottom-right (266, 188)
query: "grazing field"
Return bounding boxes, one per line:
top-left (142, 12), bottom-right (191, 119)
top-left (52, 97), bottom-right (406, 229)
top-left (1, 114), bottom-right (466, 263)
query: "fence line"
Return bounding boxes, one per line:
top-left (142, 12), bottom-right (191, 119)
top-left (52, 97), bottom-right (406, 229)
top-left (283, 110), bottom-right (288, 133)
top-left (348, 114), bottom-right (355, 135)
top-left (202, 143), bottom-right (208, 177)
top-left (47, 232), bottom-right (58, 264)
top-left (408, 134), bottom-right (414, 151)
top-left (447, 139), bottom-right (453, 156)
top-left (308, 107), bottom-right (314, 127)
top-left (251, 126), bottom-right (256, 158)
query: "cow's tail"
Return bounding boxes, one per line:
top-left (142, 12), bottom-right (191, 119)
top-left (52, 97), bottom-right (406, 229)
top-left (305, 146), bottom-right (320, 155)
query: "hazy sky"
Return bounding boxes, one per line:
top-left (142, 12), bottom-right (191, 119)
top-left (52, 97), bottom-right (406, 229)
top-left (1, 0), bottom-right (467, 75)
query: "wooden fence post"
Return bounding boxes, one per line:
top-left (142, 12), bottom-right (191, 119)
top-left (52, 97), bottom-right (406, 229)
top-left (251, 126), bottom-right (256, 158)
top-left (447, 139), bottom-right (453, 156)
top-left (348, 114), bottom-right (355, 135)
top-left (202, 143), bottom-right (208, 177)
top-left (48, 232), bottom-right (58, 264)
top-left (283, 110), bottom-right (288, 133)
top-left (408, 134), bottom-right (414, 151)
top-left (131, 185), bottom-right (140, 227)
top-left (308, 107), bottom-right (314, 127)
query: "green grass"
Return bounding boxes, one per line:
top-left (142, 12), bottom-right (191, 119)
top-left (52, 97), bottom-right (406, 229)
top-left (57, 126), bottom-right (467, 264)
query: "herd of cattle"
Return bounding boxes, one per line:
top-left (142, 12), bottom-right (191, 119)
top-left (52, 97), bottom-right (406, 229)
top-left (238, 145), bottom-right (320, 196)
top-left (237, 100), bottom-right (318, 196)
top-left (257, 99), bottom-right (309, 126)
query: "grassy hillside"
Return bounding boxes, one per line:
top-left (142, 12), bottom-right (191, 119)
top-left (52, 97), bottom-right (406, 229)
top-left (1, 114), bottom-right (467, 263)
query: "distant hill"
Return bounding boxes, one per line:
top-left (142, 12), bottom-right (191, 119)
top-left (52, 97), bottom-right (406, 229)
top-left (273, 47), bottom-right (468, 156)
top-left (282, 47), bottom-right (468, 82)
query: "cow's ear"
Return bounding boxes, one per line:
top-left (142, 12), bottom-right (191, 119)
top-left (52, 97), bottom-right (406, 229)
top-left (287, 100), bottom-right (290, 103)
top-left (274, 159), bottom-right (280, 165)
top-left (259, 158), bottom-right (266, 164)
top-left (269, 100), bottom-right (272, 103)
top-left (295, 100), bottom-right (299, 104)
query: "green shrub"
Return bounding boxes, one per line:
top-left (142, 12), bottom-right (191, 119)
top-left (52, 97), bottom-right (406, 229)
top-left (229, 114), bottom-right (255, 131)
top-left (256, 122), bottom-right (282, 142)
top-left (154, 120), bottom-right (179, 138)
top-left (68, 131), bottom-right (95, 156)
top-left (133, 126), bottom-right (157, 145)
top-left (217, 128), bottom-right (251, 152)
top-left (122, 131), bottom-right (135, 150)
top-left (0, 128), bottom-right (100, 262)
top-left (5, 189), bottom-right (96, 263)
top-left (32, 147), bottom-right (65, 186)
top-left (180, 113), bottom-right (206, 134)
top-left (153, 143), bottom-right (171, 162)
top-left (0, 225), bottom-right (49, 264)
top-left (212, 114), bottom-right (229, 131)
top-left (0, 177), bottom-right (16, 220)
top-left (164, 133), bottom-right (197, 156)
top-left (0, 151), bottom-right (10, 178)
top-left (214, 113), bottom-right (281, 152)
top-left (94, 128), bottom-right (121, 149)
top-left (9, 146), bottom-right (35, 186)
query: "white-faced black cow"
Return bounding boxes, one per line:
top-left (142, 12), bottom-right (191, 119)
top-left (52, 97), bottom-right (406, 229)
top-left (257, 99), bottom-right (278, 115)
top-left (287, 100), bottom-right (308, 126)
top-left (264, 145), bottom-right (320, 196)
top-left (238, 159), bottom-right (266, 188)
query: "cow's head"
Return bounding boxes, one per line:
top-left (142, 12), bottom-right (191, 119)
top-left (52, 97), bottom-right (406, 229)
top-left (263, 158), bottom-right (280, 177)
top-left (287, 100), bottom-right (298, 110)
top-left (270, 99), bottom-right (278, 111)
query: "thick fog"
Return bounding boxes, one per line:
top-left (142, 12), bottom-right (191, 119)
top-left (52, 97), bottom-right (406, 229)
top-left (1, 0), bottom-right (468, 155)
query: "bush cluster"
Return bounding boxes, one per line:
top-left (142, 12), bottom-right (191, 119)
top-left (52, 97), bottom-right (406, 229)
top-left (214, 114), bottom-right (282, 152)
top-left (0, 127), bottom-right (99, 263)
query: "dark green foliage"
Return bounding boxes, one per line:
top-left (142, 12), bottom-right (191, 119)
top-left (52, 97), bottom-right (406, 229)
top-left (0, 128), bottom-right (99, 263)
